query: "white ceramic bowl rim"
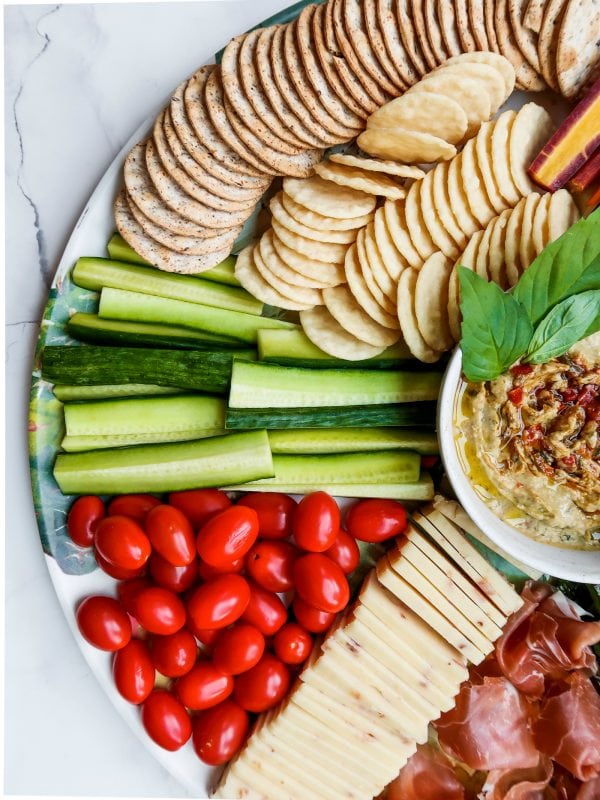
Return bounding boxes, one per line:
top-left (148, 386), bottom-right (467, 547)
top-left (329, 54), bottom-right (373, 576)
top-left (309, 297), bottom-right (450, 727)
top-left (438, 349), bottom-right (600, 584)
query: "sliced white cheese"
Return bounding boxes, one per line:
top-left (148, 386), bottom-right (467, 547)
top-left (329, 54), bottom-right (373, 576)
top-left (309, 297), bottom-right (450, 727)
top-left (412, 508), bottom-right (523, 615)
top-left (377, 556), bottom-right (485, 664)
top-left (390, 536), bottom-right (503, 645)
top-left (334, 617), bottom-right (457, 713)
top-left (405, 523), bottom-right (507, 628)
top-left (359, 572), bottom-right (469, 682)
top-left (226, 754), bottom-right (292, 800)
top-left (352, 599), bottom-right (467, 696)
top-left (431, 496), bottom-right (544, 580)
top-left (214, 765), bottom-right (268, 800)
top-left (303, 648), bottom-right (425, 743)
top-left (246, 736), bottom-right (324, 800)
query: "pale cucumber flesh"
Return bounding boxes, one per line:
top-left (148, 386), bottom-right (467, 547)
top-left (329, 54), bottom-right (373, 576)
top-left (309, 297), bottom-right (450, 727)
top-left (226, 475), bottom-right (435, 501)
top-left (53, 384), bottom-right (182, 401)
top-left (268, 428), bottom-right (439, 454)
top-left (61, 429), bottom-right (225, 452)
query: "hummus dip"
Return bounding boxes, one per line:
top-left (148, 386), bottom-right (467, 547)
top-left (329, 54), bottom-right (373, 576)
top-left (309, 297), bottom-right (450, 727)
top-left (462, 333), bottom-right (600, 549)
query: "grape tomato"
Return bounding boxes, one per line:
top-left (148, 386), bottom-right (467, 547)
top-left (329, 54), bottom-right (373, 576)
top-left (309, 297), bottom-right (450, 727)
top-left (345, 499), bottom-right (407, 543)
top-left (240, 581), bottom-right (287, 636)
top-left (67, 495), bottom-right (105, 547)
top-left (293, 553), bottom-right (349, 613)
top-left (107, 494), bottom-right (160, 523)
top-left (187, 574), bottom-right (250, 630)
top-left (237, 492), bottom-right (297, 539)
top-left (149, 553), bottom-right (197, 594)
top-left (113, 639), bottom-right (155, 704)
top-left (133, 587), bottom-right (186, 635)
top-left (273, 623), bottom-right (312, 665)
top-left (145, 504), bottom-right (196, 567)
top-left (94, 515), bottom-right (151, 571)
top-left (212, 624), bottom-right (265, 675)
top-left (292, 596), bottom-right (336, 633)
top-left (151, 629), bottom-right (197, 678)
top-left (192, 699), bottom-right (249, 766)
top-left (293, 492), bottom-right (340, 552)
top-left (244, 540), bottom-right (298, 593)
top-left (141, 690), bottom-right (192, 751)
top-left (76, 595), bottom-right (132, 651)
top-left (196, 506), bottom-right (259, 568)
top-left (168, 488), bottom-right (231, 529)
top-left (325, 528), bottom-right (360, 574)
top-left (233, 654), bottom-right (290, 713)
top-left (174, 660), bottom-right (233, 710)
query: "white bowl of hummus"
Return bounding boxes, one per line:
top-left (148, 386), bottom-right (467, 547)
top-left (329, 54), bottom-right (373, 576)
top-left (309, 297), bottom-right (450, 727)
top-left (438, 336), bottom-right (600, 583)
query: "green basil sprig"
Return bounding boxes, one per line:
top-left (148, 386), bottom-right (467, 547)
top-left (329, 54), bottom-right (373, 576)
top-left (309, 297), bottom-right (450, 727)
top-left (459, 208), bottom-right (600, 382)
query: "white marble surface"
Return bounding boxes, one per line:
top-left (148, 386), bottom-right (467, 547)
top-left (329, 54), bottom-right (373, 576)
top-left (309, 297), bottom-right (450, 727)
top-left (5, 3), bottom-right (295, 796)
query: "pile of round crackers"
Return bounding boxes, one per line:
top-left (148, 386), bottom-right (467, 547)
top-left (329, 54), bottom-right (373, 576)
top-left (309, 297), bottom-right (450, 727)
top-left (113, 0), bottom-right (598, 274)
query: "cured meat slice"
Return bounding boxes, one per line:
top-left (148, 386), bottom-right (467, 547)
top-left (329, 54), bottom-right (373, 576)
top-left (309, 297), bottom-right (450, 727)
top-left (386, 743), bottom-right (465, 800)
top-left (434, 677), bottom-right (539, 771)
top-left (496, 582), bottom-right (600, 698)
top-left (533, 673), bottom-right (600, 783)
top-left (478, 754), bottom-right (553, 800)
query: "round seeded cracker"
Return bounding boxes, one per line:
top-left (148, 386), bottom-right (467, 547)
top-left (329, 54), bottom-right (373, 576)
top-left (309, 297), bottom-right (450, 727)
top-left (557, 0), bottom-right (600, 98)
top-left (424, 0), bottom-right (450, 65)
top-left (127, 193), bottom-right (240, 256)
top-left (415, 252), bottom-right (454, 351)
top-left (454, 0), bottom-right (478, 51)
top-left (538, 0), bottom-right (568, 90)
top-left (484, 0), bottom-right (502, 51)
top-left (468, 0), bottom-right (491, 49)
top-left (221, 34), bottom-right (306, 156)
top-left (296, 4), bottom-right (364, 129)
top-left (494, 0), bottom-right (548, 90)
top-left (255, 25), bottom-right (332, 148)
top-left (343, 0), bottom-right (401, 94)
top-left (300, 305), bottom-right (387, 359)
top-left (323, 284), bottom-right (401, 346)
top-left (314, 160), bottom-right (407, 200)
top-left (363, 0), bottom-right (408, 90)
top-left (115, 191), bottom-right (231, 274)
top-left (437, 0), bottom-right (463, 55)
top-left (508, 0), bottom-right (543, 73)
top-left (410, 0), bottom-right (438, 70)
top-left (397, 0), bottom-right (428, 76)
top-left (397, 267), bottom-right (443, 362)
top-left (376, 0), bottom-right (421, 85)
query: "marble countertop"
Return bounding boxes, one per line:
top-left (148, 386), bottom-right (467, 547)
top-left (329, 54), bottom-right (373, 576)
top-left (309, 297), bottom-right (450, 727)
top-left (5, 3), bottom-right (293, 796)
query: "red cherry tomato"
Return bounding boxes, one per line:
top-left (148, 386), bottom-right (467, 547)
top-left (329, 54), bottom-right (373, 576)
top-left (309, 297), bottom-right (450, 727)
top-left (292, 596), bottom-right (336, 633)
top-left (245, 540), bottom-right (298, 593)
top-left (117, 577), bottom-right (152, 616)
top-left (107, 494), bottom-right (160, 523)
top-left (67, 496), bottom-right (105, 547)
top-left (237, 492), bottom-right (297, 540)
top-left (141, 689), bottom-right (192, 751)
top-left (197, 557), bottom-right (244, 582)
top-left (187, 574), bottom-right (250, 630)
top-left (145, 505), bottom-right (196, 567)
top-left (196, 506), bottom-right (259, 569)
top-left (168, 488), bottom-right (231, 529)
top-left (94, 515), bottom-right (151, 571)
top-left (133, 587), bottom-right (186, 635)
top-left (273, 622), bottom-right (313, 665)
top-left (212, 624), bottom-right (265, 675)
top-left (95, 550), bottom-right (146, 580)
top-left (192, 699), bottom-right (249, 766)
top-left (345, 499), bottom-right (407, 543)
top-left (186, 614), bottom-right (220, 647)
top-left (76, 595), bottom-right (132, 651)
top-left (292, 492), bottom-right (340, 552)
top-left (113, 638), bottom-right (155, 704)
top-left (149, 552), bottom-right (197, 594)
top-left (324, 528), bottom-right (360, 574)
top-left (240, 581), bottom-right (287, 636)
top-left (293, 554), bottom-right (349, 613)
top-left (151, 629), bottom-right (197, 678)
top-left (233, 654), bottom-right (290, 712)
top-left (174, 660), bottom-right (233, 710)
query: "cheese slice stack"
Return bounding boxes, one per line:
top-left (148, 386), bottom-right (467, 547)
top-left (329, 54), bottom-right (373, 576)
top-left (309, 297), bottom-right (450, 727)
top-left (214, 505), bottom-right (523, 800)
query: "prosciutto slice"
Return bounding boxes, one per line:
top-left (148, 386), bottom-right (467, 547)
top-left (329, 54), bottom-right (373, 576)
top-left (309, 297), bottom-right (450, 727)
top-left (575, 776), bottom-right (600, 799)
top-left (435, 677), bottom-right (539, 771)
top-left (478, 755), bottom-right (553, 800)
top-left (533, 673), bottom-right (600, 782)
top-left (386, 744), bottom-right (465, 800)
top-left (495, 583), bottom-right (600, 698)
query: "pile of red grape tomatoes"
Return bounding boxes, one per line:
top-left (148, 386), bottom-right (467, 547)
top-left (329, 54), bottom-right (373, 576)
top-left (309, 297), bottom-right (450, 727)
top-left (69, 489), bottom-right (408, 766)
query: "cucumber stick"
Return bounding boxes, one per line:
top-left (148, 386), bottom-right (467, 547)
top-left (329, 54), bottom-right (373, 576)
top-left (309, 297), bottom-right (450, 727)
top-left (74, 258), bottom-right (262, 315)
top-left (225, 479), bottom-right (434, 500)
top-left (54, 384), bottom-right (182, 401)
top-left (54, 430), bottom-right (274, 494)
top-left (268, 428), bottom-right (439, 454)
top-left (42, 346), bottom-right (252, 393)
top-left (226, 403), bottom-right (436, 429)
top-left (249, 451), bottom-right (422, 484)
top-left (64, 395), bottom-right (225, 437)
top-left (99, 288), bottom-right (297, 344)
top-left (229, 361), bottom-right (442, 408)
top-left (67, 313), bottom-right (243, 349)
top-left (257, 329), bottom-right (413, 368)
top-left (61, 429), bottom-right (225, 452)
top-left (106, 234), bottom-right (241, 286)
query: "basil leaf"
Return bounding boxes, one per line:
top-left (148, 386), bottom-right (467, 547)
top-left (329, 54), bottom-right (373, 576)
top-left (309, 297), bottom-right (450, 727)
top-left (459, 267), bottom-right (533, 381)
top-left (512, 208), bottom-right (600, 326)
top-left (526, 290), bottom-right (600, 364)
